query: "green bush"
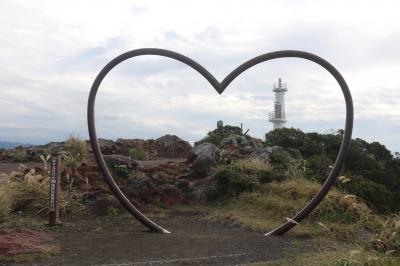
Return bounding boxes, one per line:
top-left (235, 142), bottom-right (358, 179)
top-left (270, 149), bottom-right (290, 167)
top-left (63, 135), bottom-right (88, 167)
top-left (112, 165), bottom-right (130, 179)
top-left (207, 159), bottom-right (281, 200)
top-left (207, 167), bottom-right (257, 200)
top-left (11, 150), bottom-right (29, 163)
top-left (338, 175), bottom-right (393, 213)
top-left (305, 154), bottom-right (333, 182)
top-left (127, 148), bottom-right (147, 160)
top-left (199, 125), bottom-right (243, 147)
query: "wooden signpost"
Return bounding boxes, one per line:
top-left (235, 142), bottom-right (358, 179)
top-left (48, 153), bottom-right (62, 225)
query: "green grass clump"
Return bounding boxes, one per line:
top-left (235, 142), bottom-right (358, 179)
top-left (112, 165), bottom-right (130, 179)
top-left (207, 159), bottom-right (278, 200)
top-left (207, 177), bottom-right (380, 239)
top-left (127, 147), bottom-right (148, 160)
top-left (207, 158), bottom-right (305, 200)
top-left (11, 149), bottom-right (29, 163)
top-left (62, 135), bottom-right (88, 168)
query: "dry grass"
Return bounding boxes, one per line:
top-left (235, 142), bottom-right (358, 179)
top-left (247, 249), bottom-right (400, 265)
top-left (236, 158), bottom-right (274, 172)
top-left (203, 175), bottom-right (400, 263)
top-left (62, 135), bottom-right (88, 168)
top-left (0, 169), bottom-right (49, 218)
top-left (371, 215), bottom-right (400, 255)
top-left (207, 178), bottom-right (379, 238)
top-left (0, 168), bottom-right (87, 223)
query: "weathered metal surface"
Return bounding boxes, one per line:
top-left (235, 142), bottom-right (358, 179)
top-left (87, 48), bottom-right (353, 235)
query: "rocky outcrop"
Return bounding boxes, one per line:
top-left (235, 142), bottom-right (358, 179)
top-left (103, 155), bottom-right (138, 169)
top-left (190, 175), bottom-right (217, 202)
top-left (86, 191), bottom-right (126, 215)
top-left (122, 174), bottom-right (189, 208)
top-left (95, 139), bottom-right (116, 154)
top-left (113, 135), bottom-right (192, 159)
top-left (220, 134), bottom-right (263, 155)
top-left (154, 135), bottom-right (192, 158)
top-left (249, 145), bottom-right (302, 161)
top-left (188, 143), bottom-right (220, 179)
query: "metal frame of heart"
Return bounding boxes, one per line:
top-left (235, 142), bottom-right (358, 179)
top-left (87, 48), bottom-right (354, 236)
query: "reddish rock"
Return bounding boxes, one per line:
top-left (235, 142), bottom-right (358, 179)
top-left (153, 135), bottom-right (192, 159)
top-left (63, 162), bottom-right (99, 190)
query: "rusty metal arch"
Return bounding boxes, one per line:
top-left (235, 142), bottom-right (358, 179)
top-left (87, 48), bottom-right (353, 235)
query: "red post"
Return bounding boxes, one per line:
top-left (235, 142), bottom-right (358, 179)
top-left (48, 153), bottom-right (62, 225)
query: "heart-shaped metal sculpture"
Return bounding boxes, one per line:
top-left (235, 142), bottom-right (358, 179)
top-left (87, 48), bottom-right (353, 236)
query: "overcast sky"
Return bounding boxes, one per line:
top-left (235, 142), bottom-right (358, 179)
top-left (0, 0), bottom-right (399, 153)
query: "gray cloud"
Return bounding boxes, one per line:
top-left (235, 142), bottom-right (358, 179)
top-left (0, 0), bottom-right (399, 153)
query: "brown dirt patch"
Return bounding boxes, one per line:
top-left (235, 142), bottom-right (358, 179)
top-left (0, 229), bottom-right (56, 256)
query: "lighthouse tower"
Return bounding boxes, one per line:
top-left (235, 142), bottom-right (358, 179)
top-left (269, 78), bottom-right (288, 129)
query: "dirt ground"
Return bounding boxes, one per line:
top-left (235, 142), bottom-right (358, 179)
top-left (0, 160), bottom-right (313, 265)
top-left (4, 211), bottom-right (313, 266)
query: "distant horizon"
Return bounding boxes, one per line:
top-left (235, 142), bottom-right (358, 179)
top-left (1, 125), bottom-right (398, 154)
top-left (1, 1), bottom-right (399, 155)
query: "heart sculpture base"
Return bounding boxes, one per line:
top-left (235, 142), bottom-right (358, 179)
top-left (87, 48), bottom-right (353, 236)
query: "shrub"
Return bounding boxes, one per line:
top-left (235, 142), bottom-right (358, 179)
top-left (338, 175), bottom-right (393, 213)
top-left (0, 170), bottom-right (49, 217)
top-left (62, 135), bottom-right (88, 167)
top-left (112, 165), bottom-right (130, 179)
top-left (127, 148), bottom-right (147, 160)
top-left (0, 169), bottom-right (87, 222)
top-left (11, 149), bottom-right (29, 163)
top-left (237, 159), bottom-right (276, 183)
top-left (202, 131), bottom-right (224, 146)
top-left (207, 159), bottom-right (280, 200)
top-left (270, 149), bottom-right (290, 167)
top-left (305, 154), bottom-right (333, 182)
top-left (371, 215), bottom-right (400, 255)
top-left (284, 160), bottom-right (306, 180)
top-left (200, 125), bottom-right (243, 147)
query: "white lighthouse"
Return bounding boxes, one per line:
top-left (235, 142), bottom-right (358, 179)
top-left (269, 78), bottom-right (288, 129)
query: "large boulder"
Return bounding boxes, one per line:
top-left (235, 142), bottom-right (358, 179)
top-left (250, 147), bottom-right (273, 160)
top-left (153, 135), bottom-right (192, 158)
top-left (86, 191), bottom-right (126, 215)
top-left (114, 135), bottom-right (192, 159)
top-left (188, 143), bottom-right (220, 179)
top-left (249, 145), bottom-right (302, 162)
top-left (190, 175), bottom-right (217, 202)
